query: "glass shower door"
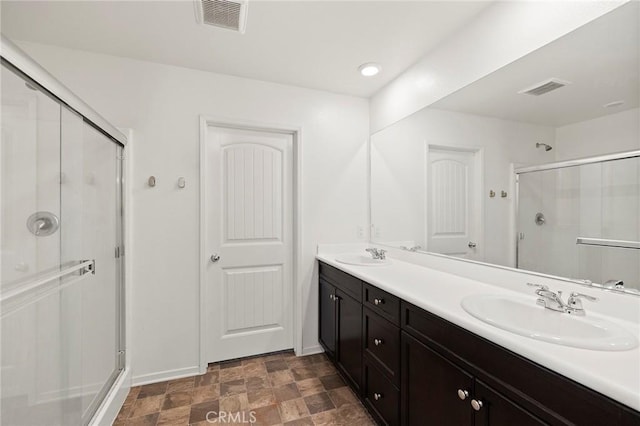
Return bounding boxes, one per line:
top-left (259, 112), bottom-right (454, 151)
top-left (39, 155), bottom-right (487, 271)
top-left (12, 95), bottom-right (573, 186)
top-left (1, 61), bottom-right (123, 425)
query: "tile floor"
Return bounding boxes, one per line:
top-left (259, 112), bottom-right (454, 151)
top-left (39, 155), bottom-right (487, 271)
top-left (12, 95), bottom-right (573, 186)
top-left (114, 351), bottom-right (375, 426)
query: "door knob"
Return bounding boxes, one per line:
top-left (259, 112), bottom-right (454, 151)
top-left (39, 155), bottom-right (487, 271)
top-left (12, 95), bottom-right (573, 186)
top-left (468, 242), bottom-right (477, 249)
top-left (210, 254), bottom-right (221, 263)
top-left (374, 338), bottom-right (383, 346)
top-left (373, 392), bottom-right (383, 401)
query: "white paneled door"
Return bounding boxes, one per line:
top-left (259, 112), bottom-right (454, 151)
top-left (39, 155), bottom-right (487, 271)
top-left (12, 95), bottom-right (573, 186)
top-left (205, 125), bottom-right (293, 362)
top-left (427, 148), bottom-right (481, 259)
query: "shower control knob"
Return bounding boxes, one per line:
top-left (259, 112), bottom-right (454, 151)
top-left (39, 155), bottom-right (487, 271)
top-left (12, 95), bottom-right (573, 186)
top-left (210, 254), bottom-right (221, 263)
top-left (468, 242), bottom-right (477, 249)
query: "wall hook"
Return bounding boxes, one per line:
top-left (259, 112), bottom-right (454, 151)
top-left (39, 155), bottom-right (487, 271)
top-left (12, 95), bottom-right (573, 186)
top-left (489, 190), bottom-right (496, 198)
top-left (177, 177), bottom-right (186, 189)
top-left (501, 190), bottom-right (508, 198)
top-left (148, 176), bottom-right (156, 187)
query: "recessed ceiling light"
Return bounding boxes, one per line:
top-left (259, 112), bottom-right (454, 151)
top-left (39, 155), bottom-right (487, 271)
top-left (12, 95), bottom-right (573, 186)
top-left (358, 63), bottom-right (381, 77)
top-left (603, 100), bottom-right (625, 108)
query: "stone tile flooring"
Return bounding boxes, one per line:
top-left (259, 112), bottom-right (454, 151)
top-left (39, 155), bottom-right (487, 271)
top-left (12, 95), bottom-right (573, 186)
top-left (114, 351), bottom-right (375, 425)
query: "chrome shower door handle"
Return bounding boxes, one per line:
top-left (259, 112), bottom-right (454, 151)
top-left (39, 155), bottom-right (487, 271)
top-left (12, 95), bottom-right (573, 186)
top-left (210, 254), bottom-right (221, 263)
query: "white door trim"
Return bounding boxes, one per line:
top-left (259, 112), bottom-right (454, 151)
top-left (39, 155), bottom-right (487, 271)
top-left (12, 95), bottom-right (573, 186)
top-left (199, 115), bottom-right (303, 373)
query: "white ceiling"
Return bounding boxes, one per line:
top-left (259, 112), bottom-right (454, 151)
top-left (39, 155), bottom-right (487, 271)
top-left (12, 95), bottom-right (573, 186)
top-left (0, 0), bottom-right (492, 98)
top-left (432, 2), bottom-right (639, 127)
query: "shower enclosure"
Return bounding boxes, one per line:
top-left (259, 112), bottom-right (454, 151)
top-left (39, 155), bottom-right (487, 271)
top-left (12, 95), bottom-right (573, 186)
top-left (1, 39), bottom-right (126, 424)
top-left (516, 151), bottom-right (640, 291)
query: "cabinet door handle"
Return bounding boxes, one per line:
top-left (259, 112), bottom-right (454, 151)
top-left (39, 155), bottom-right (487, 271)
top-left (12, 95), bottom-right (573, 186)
top-left (373, 298), bottom-right (384, 306)
top-left (373, 392), bottom-right (383, 401)
top-left (374, 338), bottom-right (384, 346)
top-left (329, 294), bottom-right (335, 301)
top-left (471, 399), bottom-right (483, 411)
top-left (457, 389), bottom-right (469, 400)
top-left (333, 295), bottom-right (340, 302)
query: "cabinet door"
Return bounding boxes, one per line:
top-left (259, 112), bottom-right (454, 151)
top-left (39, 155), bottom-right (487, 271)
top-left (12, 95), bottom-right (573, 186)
top-left (473, 380), bottom-right (546, 426)
top-left (319, 279), bottom-right (336, 358)
top-left (336, 289), bottom-right (362, 392)
top-left (401, 332), bottom-right (473, 426)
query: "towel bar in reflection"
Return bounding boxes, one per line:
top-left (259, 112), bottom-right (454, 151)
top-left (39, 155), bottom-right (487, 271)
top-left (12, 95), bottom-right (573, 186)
top-left (576, 237), bottom-right (640, 250)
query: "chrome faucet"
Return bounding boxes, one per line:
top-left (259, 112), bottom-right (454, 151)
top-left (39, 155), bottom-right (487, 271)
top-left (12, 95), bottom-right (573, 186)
top-left (566, 293), bottom-right (598, 316)
top-left (528, 283), bottom-right (566, 312)
top-left (365, 248), bottom-right (387, 260)
top-left (603, 279), bottom-right (624, 289)
top-left (527, 283), bottom-right (598, 316)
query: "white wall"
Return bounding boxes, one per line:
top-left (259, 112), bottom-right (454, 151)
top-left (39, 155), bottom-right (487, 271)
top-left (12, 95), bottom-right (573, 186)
top-left (371, 107), bottom-right (555, 267)
top-left (555, 108), bottom-right (640, 160)
top-left (369, 1), bottom-right (627, 133)
top-left (15, 41), bottom-right (370, 384)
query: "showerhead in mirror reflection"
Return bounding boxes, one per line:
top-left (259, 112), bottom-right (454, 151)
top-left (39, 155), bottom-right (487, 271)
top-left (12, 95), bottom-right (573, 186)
top-left (370, 2), bottom-right (639, 294)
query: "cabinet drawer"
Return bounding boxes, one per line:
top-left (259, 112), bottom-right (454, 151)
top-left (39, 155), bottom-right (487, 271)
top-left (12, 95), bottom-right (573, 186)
top-left (364, 359), bottom-right (400, 426)
top-left (319, 262), bottom-right (362, 302)
top-left (364, 283), bottom-right (400, 325)
top-left (363, 308), bottom-right (400, 385)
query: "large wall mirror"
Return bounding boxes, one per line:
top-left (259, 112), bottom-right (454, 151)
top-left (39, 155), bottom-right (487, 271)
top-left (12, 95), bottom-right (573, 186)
top-left (370, 3), bottom-right (639, 293)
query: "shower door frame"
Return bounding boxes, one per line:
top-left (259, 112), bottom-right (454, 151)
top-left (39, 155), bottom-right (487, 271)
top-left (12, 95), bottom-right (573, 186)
top-left (1, 36), bottom-right (128, 425)
top-left (514, 149), bottom-right (640, 283)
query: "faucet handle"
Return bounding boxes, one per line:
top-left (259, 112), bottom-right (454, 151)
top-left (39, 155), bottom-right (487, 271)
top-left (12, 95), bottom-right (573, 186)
top-left (568, 292), bottom-right (598, 303)
top-left (567, 292), bottom-right (598, 312)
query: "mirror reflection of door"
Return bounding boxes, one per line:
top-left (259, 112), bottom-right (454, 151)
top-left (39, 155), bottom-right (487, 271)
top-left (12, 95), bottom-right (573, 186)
top-left (427, 147), bottom-right (482, 260)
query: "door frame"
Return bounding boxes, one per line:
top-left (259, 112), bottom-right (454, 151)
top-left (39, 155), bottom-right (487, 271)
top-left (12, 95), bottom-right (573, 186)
top-left (198, 115), bottom-right (302, 373)
top-left (425, 143), bottom-right (485, 260)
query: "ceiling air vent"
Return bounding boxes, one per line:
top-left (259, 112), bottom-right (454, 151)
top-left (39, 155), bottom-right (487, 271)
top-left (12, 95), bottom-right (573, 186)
top-left (194, 0), bottom-right (248, 34)
top-left (518, 78), bottom-right (571, 96)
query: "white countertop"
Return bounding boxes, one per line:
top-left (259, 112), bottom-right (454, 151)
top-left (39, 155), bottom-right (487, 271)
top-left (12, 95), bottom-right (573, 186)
top-left (316, 250), bottom-right (640, 412)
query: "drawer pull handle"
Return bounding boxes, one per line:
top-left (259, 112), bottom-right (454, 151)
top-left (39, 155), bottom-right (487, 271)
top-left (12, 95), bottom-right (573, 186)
top-left (471, 399), bottom-right (483, 411)
top-left (373, 298), bottom-right (384, 306)
top-left (374, 338), bottom-right (384, 346)
top-left (373, 392), bottom-right (383, 401)
top-left (457, 389), bottom-right (469, 400)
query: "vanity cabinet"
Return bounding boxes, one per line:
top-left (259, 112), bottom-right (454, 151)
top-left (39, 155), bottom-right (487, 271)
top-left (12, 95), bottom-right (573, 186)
top-left (362, 285), bottom-right (401, 425)
top-left (317, 261), bottom-right (640, 426)
top-left (318, 263), bottom-right (363, 393)
top-left (401, 331), bottom-right (543, 426)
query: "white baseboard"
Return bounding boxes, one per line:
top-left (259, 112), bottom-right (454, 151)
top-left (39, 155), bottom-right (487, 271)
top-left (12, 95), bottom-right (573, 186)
top-left (301, 345), bottom-right (323, 356)
top-left (132, 366), bottom-right (201, 387)
top-left (90, 368), bottom-right (131, 426)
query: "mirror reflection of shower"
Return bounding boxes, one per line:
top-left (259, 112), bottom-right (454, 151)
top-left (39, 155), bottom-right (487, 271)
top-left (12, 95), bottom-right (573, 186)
top-left (536, 142), bottom-right (553, 152)
top-left (516, 151), bottom-right (640, 291)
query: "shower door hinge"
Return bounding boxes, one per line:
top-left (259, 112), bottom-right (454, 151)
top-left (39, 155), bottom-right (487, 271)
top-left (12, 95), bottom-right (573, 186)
top-left (115, 246), bottom-right (122, 258)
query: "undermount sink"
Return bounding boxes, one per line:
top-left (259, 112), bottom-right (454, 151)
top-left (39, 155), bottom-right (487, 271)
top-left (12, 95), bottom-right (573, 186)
top-left (461, 294), bottom-right (638, 351)
top-left (334, 253), bottom-right (391, 266)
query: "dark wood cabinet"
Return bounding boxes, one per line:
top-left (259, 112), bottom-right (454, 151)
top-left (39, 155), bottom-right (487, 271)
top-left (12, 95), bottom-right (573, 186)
top-left (401, 331), bottom-right (474, 426)
top-left (317, 261), bottom-right (640, 426)
top-left (318, 278), bottom-right (336, 358)
top-left (363, 357), bottom-right (400, 426)
top-left (363, 308), bottom-right (400, 385)
top-left (318, 263), bottom-right (363, 393)
top-left (401, 331), bottom-right (546, 426)
top-left (335, 288), bottom-right (362, 392)
top-left (473, 380), bottom-right (546, 426)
